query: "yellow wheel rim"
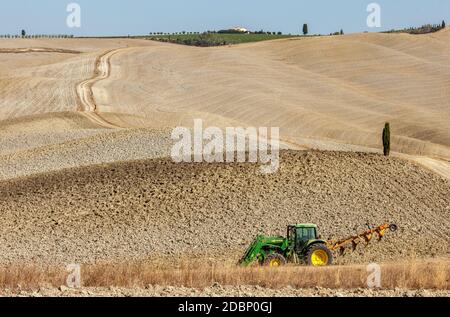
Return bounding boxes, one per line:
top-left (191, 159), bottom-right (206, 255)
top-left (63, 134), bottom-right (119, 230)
top-left (311, 250), bottom-right (329, 266)
top-left (269, 259), bottom-right (281, 267)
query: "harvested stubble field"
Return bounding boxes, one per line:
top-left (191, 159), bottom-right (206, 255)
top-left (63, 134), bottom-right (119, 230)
top-left (0, 151), bottom-right (448, 266)
top-left (0, 260), bottom-right (449, 297)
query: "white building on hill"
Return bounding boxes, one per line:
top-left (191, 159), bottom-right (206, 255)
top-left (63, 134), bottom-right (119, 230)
top-left (231, 27), bottom-right (249, 33)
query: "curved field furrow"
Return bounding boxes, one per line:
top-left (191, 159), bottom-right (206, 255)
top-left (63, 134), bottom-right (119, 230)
top-left (75, 49), bottom-right (129, 129)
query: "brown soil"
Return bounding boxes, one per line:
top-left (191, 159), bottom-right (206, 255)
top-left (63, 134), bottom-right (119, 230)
top-left (0, 150), bottom-right (448, 266)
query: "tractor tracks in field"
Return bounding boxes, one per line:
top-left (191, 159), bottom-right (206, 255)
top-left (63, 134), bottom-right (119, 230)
top-left (76, 48), bottom-right (133, 129)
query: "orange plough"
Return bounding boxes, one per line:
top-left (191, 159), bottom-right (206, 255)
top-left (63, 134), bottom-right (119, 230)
top-left (327, 223), bottom-right (398, 255)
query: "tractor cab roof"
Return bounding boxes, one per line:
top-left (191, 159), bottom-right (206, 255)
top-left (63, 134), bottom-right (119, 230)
top-left (290, 224), bottom-right (317, 228)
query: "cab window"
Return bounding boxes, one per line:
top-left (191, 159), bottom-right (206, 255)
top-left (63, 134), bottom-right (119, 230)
top-left (297, 227), bottom-right (316, 240)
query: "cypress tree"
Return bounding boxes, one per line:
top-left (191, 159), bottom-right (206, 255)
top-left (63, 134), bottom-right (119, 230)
top-left (303, 24), bottom-right (308, 35)
top-left (382, 123), bottom-right (391, 156)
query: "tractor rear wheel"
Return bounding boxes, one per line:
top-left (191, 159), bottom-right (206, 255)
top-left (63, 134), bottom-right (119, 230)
top-left (306, 244), bottom-right (333, 267)
top-left (263, 253), bottom-right (287, 267)
top-left (389, 224), bottom-right (398, 232)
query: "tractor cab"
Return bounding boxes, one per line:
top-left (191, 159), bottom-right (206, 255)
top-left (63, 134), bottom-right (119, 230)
top-left (287, 224), bottom-right (319, 253)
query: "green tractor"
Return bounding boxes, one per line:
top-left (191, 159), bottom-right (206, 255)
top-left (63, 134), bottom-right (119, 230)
top-left (239, 224), bottom-right (333, 267)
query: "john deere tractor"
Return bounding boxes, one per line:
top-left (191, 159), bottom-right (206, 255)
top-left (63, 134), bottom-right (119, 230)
top-left (239, 224), bottom-right (333, 267)
top-left (239, 223), bottom-right (397, 267)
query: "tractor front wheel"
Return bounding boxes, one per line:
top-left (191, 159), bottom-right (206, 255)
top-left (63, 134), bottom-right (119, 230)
top-left (306, 244), bottom-right (333, 267)
top-left (263, 253), bottom-right (287, 267)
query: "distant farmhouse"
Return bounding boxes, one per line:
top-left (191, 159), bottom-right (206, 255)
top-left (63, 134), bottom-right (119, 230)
top-left (231, 26), bottom-right (249, 33)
